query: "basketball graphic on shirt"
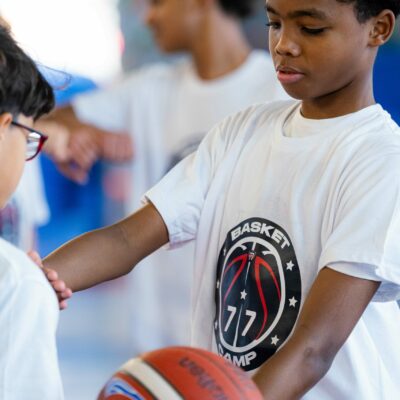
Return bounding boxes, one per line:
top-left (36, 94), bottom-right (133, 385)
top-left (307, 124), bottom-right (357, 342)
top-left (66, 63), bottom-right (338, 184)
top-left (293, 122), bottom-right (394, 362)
top-left (214, 218), bottom-right (302, 371)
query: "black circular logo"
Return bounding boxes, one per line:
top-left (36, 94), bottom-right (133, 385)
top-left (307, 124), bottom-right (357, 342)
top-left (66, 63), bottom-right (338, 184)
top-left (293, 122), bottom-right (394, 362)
top-left (214, 218), bottom-right (302, 371)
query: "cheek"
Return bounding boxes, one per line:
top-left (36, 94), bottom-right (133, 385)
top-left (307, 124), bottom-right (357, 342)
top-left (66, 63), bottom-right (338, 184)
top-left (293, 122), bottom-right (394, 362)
top-left (316, 44), bottom-right (364, 87)
top-left (0, 123), bottom-right (29, 206)
top-left (0, 154), bottom-right (25, 208)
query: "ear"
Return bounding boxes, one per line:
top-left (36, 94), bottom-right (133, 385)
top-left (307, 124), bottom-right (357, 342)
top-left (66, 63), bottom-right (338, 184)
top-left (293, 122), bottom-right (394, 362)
top-left (0, 113), bottom-right (13, 141)
top-left (368, 10), bottom-right (396, 47)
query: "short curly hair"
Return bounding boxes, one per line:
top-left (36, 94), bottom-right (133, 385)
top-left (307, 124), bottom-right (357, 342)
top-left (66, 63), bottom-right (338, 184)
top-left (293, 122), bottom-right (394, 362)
top-left (337, 0), bottom-right (400, 22)
top-left (218, 0), bottom-right (257, 19)
top-left (0, 25), bottom-right (54, 120)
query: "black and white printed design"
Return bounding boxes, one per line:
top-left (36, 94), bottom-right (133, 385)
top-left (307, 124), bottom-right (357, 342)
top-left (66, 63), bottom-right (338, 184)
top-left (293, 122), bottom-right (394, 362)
top-left (214, 218), bottom-right (302, 371)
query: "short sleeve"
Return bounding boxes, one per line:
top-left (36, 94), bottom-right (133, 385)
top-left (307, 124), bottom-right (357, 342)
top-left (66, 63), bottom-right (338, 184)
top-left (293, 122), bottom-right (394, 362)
top-left (72, 72), bottom-right (139, 132)
top-left (319, 152), bottom-right (400, 301)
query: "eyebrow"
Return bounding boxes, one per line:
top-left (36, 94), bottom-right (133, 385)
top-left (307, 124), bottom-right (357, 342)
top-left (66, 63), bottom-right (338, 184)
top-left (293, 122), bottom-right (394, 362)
top-left (265, 4), bottom-right (329, 20)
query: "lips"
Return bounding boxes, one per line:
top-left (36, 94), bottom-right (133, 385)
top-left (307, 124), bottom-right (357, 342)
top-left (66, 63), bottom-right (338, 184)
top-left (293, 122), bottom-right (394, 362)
top-left (276, 65), bottom-right (305, 84)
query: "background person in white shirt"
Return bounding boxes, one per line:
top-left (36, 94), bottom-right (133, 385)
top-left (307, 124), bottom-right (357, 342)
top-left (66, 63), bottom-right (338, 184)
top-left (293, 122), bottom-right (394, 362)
top-left (43, 0), bottom-right (400, 398)
top-left (43, 0), bottom-right (288, 353)
top-left (0, 25), bottom-right (64, 399)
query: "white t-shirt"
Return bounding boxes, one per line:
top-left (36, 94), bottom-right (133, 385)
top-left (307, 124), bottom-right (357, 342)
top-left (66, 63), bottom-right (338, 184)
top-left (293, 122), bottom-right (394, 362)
top-left (0, 238), bottom-right (63, 399)
top-left (73, 51), bottom-right (288, 351)
top-left (146, 101), bottom-right (400, 399)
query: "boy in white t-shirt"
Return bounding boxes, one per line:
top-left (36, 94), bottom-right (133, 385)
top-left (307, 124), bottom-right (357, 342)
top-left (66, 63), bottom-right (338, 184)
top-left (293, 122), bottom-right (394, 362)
top-left (45, 0), bottom-right (400, 398)
top-left (43, 0), bottom-right (288, 353)
top-left (0, 26), bottom-right (64, 399)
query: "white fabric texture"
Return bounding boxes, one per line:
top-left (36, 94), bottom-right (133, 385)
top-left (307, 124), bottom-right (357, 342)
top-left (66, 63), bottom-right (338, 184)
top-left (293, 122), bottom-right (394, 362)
top-left (73, 51), bottom-right (288, 352)
top-left (0, 238), bottom-right (63, 399)
top-left (145, 100), bottom-right (400, 399)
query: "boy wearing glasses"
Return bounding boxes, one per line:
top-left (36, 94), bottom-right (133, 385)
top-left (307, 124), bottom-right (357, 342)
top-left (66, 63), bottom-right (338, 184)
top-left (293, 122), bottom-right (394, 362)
top-left (0, 26), bottom-right (63, 399)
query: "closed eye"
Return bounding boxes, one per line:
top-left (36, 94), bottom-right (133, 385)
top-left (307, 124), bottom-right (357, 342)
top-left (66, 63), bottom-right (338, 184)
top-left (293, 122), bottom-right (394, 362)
top-left (301, 27), bottom-right (326, 35)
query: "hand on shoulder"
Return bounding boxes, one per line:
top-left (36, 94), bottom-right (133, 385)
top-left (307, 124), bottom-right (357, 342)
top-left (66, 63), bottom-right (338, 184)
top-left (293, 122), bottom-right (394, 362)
top-left (28, 250), bottom-right (73, 310)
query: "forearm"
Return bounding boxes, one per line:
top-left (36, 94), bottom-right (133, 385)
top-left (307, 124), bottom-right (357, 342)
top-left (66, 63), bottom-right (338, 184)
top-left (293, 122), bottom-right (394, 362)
top-left (43, 204), bottom-right (169, 292)
top-left (253, 268), bottom-right (380, 399)
top-left (253, 333), bottom-right (332, 399)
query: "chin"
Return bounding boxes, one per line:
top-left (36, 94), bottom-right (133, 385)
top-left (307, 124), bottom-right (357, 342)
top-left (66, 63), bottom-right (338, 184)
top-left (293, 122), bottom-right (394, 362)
top-left (281, 87), bottom-right (306, 100)
top-left (281, 83), bottom-right (318, 101)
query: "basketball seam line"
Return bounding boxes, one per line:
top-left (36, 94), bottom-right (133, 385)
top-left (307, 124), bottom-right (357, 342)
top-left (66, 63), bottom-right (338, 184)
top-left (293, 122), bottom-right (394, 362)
top-left (140, 359), bottom-right (185, 400)
top-left (121, 368), bottom-right (159, 400)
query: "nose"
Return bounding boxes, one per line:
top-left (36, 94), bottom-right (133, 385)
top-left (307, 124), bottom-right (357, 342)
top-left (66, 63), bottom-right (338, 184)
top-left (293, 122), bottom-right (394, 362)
top-left (273, 29), bottom-right (301, 57)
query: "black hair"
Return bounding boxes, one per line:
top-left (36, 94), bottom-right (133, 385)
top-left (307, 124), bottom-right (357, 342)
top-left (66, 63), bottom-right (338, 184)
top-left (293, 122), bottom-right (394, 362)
top-left (0, 25), bottom-right (55, 120)
top-left (218, 0), bottom-right (257, 19)
top-left (337, 0), bottom-right (400, 22)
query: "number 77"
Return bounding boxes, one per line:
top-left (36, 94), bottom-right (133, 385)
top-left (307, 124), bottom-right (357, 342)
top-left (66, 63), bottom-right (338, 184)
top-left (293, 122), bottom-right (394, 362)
top-left (224, 306), bottom-right (257, 336)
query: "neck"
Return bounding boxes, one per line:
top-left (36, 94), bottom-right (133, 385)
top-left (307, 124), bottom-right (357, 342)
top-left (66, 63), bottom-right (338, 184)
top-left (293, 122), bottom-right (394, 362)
top-left (301, 71), bottom-right (375, 119)
top-left (189, 13), bottom-right (251, 80)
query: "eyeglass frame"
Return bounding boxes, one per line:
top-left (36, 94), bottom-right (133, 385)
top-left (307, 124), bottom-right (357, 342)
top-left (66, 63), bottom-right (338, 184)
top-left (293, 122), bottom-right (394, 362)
top-left (10, 120), bottom-right (48, 161)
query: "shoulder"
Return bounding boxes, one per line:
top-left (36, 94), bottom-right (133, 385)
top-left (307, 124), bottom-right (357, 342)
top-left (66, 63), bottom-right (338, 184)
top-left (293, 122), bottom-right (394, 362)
top-left (335, 107), bottom-right (400, 186)
top-left (211, 100), bottom-right (297, 146)
top-left (0, 239), bottom-right (50, 289)
top-left (73, 59), bottom-right (186, 111)
top-left (123, 57), bottom-right (189, 85)
top-left (350, 106), bottom-right (400, 160)
top-left (221, 100), bottom-right (297, 130)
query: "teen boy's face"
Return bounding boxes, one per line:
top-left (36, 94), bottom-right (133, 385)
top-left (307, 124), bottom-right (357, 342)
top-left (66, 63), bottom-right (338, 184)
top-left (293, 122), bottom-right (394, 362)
top-left (0, 114), bottom-right (31, 208)
top-left (145, 0), bottom-right (202, 52)
top-left (266, 0), bottom-right (376, 104)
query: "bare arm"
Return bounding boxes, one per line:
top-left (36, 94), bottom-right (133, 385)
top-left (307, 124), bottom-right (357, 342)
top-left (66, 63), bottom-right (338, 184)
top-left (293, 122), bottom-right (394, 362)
top-left (45, 105), bottom-right (134, 162)
top-left (36, 105), bottom-right (133, 183)
top-left (43, 203), bottom-right (169, 292)
top-left (253, 267), bottom-right (380, 399)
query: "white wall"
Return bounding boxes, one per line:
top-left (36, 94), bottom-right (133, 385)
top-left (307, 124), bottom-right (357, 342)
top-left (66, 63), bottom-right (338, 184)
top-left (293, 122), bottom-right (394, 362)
top-left (0, 0), bottom-right (122, 83)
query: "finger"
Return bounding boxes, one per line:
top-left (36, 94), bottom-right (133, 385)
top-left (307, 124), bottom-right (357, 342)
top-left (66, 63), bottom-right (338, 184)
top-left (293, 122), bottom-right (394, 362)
top-left (71, 144), bottom-right (98, 170)
top-left (59, 300), bottom-right (68, 310)
top-left (70, 132), bottom-right (100, 168)
top-left (52, 280), bottom-right (66, 292)
top-left (57, 163), bottom-right (89, 185)
top-left (60, 288), bottom-right (73, 299)
top-left (121, 136), bottom-right (134, 161)
top-left (28, 250), bottom-right (43, 267)
top-left (42, 267), bottom-right (59, 281)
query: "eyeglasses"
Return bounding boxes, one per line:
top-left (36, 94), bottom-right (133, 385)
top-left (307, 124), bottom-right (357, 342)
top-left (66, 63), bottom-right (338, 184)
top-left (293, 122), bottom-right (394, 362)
top-left (11, 120), bottom-right (48, 161)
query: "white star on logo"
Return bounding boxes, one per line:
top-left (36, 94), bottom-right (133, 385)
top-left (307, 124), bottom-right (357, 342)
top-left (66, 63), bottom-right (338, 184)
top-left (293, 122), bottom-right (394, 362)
top-left (240, 290), bottom-right (247, 300)
top-left (289, 297), bottom-right (298, 308)
top-left (286, 261), bottom-right (295, 271)
top-left (271, 335), bottom-right (280, 346)
top-left (216, 280), bottom-right (220, 289)
top-left (214, 320), bottom-right (218, 329)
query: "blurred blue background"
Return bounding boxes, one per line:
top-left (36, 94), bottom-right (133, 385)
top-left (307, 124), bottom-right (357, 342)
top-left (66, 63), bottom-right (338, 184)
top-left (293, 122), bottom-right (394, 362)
top-left (1, 0), bottom-right (399, 398)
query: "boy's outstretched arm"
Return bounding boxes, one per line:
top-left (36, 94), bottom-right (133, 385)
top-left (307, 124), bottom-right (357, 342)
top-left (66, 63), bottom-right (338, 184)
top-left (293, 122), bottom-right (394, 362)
top-left (253, 267), bottom-right (380, 399)
top-left (43, 203), bottom-right (169, 292)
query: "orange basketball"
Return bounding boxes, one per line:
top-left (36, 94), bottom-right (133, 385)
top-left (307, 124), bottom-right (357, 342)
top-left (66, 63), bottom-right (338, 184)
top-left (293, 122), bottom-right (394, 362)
top-left (98, 346), bottom-right (263, 400)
